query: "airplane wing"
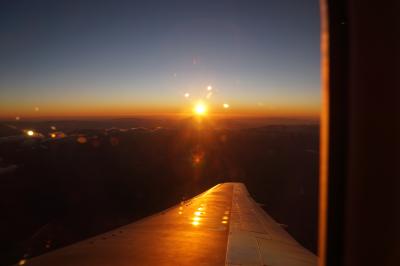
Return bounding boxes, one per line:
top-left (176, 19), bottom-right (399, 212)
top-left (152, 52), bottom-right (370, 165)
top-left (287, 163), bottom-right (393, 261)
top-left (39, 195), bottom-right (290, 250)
top-left (21, 183), bottom-right (317, 266)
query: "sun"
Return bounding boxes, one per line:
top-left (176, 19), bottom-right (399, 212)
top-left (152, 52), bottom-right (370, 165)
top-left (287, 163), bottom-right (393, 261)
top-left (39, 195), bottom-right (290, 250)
top-left (194, 102), bottom-right (207, 116)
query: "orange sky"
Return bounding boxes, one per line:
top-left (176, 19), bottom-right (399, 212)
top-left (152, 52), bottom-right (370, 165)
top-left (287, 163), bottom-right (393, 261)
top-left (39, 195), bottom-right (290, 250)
top-left (0, 100), bottom-right (320, 120)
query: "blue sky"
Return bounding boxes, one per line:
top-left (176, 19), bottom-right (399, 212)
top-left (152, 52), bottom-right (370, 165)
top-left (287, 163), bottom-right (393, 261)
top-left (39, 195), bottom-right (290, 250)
top-left (0, 0), bottom-right (320, 117)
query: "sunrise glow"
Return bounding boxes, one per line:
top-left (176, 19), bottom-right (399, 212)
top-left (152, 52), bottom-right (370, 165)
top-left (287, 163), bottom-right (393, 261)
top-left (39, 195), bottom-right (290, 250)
top-left (0, 0), bottom-right (320, 120)
top-left (194, 102), bottom-right (207, 116)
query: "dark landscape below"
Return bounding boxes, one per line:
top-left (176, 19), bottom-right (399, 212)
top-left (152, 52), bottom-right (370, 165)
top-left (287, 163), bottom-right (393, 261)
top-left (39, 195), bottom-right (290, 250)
top-left (0, 117), bottom-right (319, 265)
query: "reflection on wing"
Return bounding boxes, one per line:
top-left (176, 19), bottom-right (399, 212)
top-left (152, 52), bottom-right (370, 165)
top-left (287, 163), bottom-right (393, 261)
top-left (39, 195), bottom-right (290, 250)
top-left (22, 183), bottom-right (316, 266)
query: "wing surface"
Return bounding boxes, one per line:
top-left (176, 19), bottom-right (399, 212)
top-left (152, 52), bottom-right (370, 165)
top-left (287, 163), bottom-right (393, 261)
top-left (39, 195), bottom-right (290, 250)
top-left (226, 183), bottom-right (317, 265)
top-left (22, 183), bottom-right (316, 266)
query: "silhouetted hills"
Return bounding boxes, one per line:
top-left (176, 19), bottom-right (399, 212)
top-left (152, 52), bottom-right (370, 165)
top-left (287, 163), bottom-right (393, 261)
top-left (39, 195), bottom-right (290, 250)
top-left (0, 118), bottom-right (319, 265)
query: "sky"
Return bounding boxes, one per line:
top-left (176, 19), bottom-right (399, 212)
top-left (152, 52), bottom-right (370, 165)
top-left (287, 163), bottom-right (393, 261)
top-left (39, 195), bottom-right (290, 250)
top-left (0, 0), bottom-right (320, 119)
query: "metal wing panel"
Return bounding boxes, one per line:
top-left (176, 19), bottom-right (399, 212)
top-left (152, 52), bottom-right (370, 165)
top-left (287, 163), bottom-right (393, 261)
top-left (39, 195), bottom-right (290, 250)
top-left (226, 183), bottom-right (317, 266)
top-left (21, 183), bottom-right (317, 266)
top-left (24, 184), bottom-right (234, 266)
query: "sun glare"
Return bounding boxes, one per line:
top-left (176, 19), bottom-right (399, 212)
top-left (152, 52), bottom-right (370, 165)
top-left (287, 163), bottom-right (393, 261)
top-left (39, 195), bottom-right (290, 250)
top-left (194, 102), bottom-right (207, 116)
